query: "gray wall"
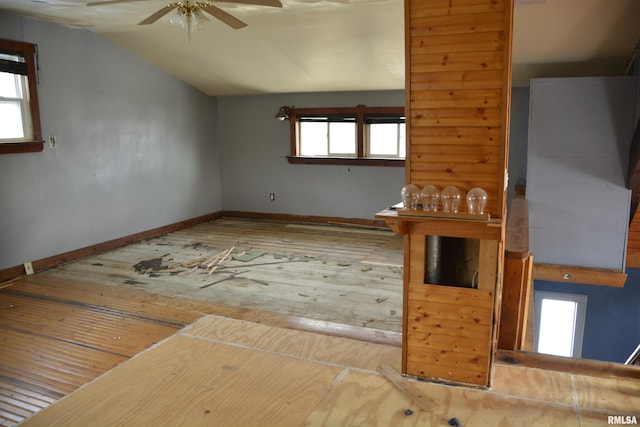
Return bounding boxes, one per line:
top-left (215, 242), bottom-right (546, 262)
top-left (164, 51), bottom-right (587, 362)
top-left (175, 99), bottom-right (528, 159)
top-left (0, 14), bottom-right (222, 270)
top-left (527, 77), bottom-right (635, 270)
top-left (217, 91), bottom-right (405, 219)
top-left (0, 12), bottom-right (532, 270)
top-left (507, 88), bottom-right (530, 204)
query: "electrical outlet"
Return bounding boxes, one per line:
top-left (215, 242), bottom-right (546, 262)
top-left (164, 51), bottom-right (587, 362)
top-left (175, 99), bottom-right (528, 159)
top-left (269, 193), bottom-right (275, 201)
top-left (49, 136), bottom-right (57, 148)
top-left (24, 262), bottom-right (34, 275)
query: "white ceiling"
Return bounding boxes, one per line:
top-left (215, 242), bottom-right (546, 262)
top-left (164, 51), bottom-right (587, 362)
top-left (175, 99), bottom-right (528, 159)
top-left (0, 0), bottom-right (639, 96)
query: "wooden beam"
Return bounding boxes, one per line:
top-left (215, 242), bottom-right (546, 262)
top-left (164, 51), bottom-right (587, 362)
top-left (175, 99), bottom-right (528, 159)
top-left (499, 254), bottom-right (533, 351)
top-left (626, 120), bottom-right (640, 220)
top-left (504, 197), bottom-right (529, 259)
top-left (496, 349), bottom-right (640, 381)
top-left (533, 263), bottom-right (627, 287)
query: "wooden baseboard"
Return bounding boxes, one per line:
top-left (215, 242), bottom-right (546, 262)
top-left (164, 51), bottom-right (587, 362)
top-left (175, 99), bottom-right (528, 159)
top-left (0, 211), bottom-right (389, 283)
top-left (0, 212), bottom-right (223, 283)
top-left (221, 211), bottom-right (388, 229)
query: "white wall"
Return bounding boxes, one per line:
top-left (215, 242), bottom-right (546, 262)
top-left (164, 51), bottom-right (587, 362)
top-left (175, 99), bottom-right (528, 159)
top-left (217, 91), bottom-right (406, 219)
top-left (0, 14), bottom-right (222, 270)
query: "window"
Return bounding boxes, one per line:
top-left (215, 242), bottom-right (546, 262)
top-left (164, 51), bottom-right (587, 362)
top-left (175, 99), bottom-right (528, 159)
top-left (0, 38), bottom-right (43, 154)
top-left (299, 115), bottom-right (357, 157)
top-left (287, 104), bottom-right (405, 166)
top-left (366, 114), bottom-right (406, 158)
top-left (534, 291), bottom-right (587, 358)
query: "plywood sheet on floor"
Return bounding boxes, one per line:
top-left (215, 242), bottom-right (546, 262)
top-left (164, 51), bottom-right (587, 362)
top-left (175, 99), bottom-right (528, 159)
top-left (21, 315), bottom-right (640, 427)
top-left (22, 334), bottom-right (343, 427)
top-left (183, 315), bottom-right (401, 372)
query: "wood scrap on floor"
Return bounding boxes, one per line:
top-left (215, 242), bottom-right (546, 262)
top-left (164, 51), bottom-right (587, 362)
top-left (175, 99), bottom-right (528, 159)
top-left (378, 364), bottom-right (437, 412)
top-left (132, 247), bottom-right (237, 276)
top-left (232, 251), bottom-right (266, 262)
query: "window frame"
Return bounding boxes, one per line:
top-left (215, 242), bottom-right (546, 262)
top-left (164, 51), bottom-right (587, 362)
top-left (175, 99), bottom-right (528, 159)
top-left (534, 290), bottom-right (588, 358)
top-left (286, 104), bottom-right (405, 167)
top-left (0, 38), bottom-right (43, 154)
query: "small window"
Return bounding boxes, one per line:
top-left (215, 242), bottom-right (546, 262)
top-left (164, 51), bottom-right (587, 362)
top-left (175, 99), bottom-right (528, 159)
top-left (286, 104), bottom-right (405, 167)
top-left (0, 38), bottom-right (43, 154)
top-left (366, 114), bottom-right (406, 158)
top-left (534, 291), bottom-right (587, 358)
top-left (299, 115), bottom-right (357, 157)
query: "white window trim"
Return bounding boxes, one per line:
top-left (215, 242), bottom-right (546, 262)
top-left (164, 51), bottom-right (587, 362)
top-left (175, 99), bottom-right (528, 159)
top-left (534, 290), bottom-right (588, 358)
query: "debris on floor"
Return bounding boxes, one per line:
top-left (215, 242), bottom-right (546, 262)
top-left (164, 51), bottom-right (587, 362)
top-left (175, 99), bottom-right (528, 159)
top-left (133, 257), bottom-right (166, 273)
top-left (378, 364), bottom-right (437, 412)
top-left (123, 279), bottom-right (147, 285)
top-left (132, 247), bottom-right (237, 276)
top-left (232, 251), bottom-right (266, 262)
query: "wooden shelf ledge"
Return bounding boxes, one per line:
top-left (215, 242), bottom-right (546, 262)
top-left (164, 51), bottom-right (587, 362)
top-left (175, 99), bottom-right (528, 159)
top-left (375, 208), bottom-right (503, 240)
top-left (533, 263), bottom-right (627, 288)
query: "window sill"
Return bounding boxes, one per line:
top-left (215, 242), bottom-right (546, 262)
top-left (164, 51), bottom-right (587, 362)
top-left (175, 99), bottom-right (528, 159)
top-left (0, 141), bottom-right (44, 154)
top-left (287, 156), bottom-right (405, 167)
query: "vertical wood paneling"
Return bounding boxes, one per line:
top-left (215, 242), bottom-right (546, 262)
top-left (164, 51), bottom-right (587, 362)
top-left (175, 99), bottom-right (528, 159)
top-left (403, 0), bottom-right (513, 387)
top-left (405, 0), bottom-right (512, 218)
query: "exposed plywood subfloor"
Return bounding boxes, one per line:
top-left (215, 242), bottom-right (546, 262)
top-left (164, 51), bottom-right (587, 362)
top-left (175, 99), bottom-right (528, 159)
top-left (46, 218), bottom-right (405, 332)
top-left (21, 315), bottom-right (640, 427)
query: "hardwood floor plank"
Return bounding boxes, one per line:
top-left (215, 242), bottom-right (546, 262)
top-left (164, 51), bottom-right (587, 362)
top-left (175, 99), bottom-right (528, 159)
top-left (45, 219), bottom-right (404, 334)
top-left (1, 218), bottom-right (406, 426)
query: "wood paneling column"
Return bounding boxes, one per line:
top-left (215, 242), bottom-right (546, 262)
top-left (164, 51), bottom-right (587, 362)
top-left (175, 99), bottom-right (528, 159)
top-left (400, 0), bottom-right (513, 387)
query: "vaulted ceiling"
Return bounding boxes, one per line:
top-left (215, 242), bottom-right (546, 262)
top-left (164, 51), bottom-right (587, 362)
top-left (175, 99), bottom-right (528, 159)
top-left (0, 0), bottom-right (638, 96)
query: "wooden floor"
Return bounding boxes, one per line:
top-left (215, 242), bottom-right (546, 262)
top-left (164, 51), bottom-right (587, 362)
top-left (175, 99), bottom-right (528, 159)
top-left (46, 218), bottom-right (405, 332)
top-left (1, 218), bottom-right (405, 425)
top-left (3, 218), bottom-right (639, 425)
top-left (16, 314), bottom-right (640, 427)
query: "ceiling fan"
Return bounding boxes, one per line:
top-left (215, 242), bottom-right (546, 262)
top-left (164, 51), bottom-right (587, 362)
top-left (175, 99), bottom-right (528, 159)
top-left (86, 0), bottom-right (283, 31)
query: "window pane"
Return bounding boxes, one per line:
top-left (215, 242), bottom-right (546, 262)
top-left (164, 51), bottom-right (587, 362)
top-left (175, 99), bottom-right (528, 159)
top-left (399, 123), bottom-right (406, 158)
top-left (0, 101), bottom-right (25, 139)
top-left (300, 121), bottom-right (328, 156)
top-left (0, 71), bottom-right (21, 98)
top-left (329, 122), bottom-right (356, 155)
top-left (369, 123), bottom-right (399, 156)
top-left (537, 299), bottom-right (577, 357)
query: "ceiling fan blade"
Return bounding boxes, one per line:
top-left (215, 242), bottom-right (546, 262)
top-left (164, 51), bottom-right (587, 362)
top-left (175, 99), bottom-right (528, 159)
top-left (139, 5), bottom-right (178, 25)
top-left (218, 0), bottom-right (283, 7)
top-left (87, 0), bottom-right (148, 6)
top-left (202, 5), bottom-right (248, 29)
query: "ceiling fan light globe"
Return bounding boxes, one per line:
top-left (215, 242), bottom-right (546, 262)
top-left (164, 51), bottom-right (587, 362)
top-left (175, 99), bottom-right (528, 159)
top-left (192, 9), bottom-right (210, 30)
top-left (168, 11), bottom-right (185, 26)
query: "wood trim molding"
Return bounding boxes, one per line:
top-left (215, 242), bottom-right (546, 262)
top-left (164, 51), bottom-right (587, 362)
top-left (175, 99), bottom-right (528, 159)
top-left (533, 263), bottom-right (627, 287)
top-left (221, 211), bottom-right (388, 229)
top-left (0, 141), bottom-right (44, 154)
top-left (0, 212), bottom-right (223, 283)
top-left (496, 349), bottom-right (640, 381)
top-left (287, 156), bottom-right (405, 167)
